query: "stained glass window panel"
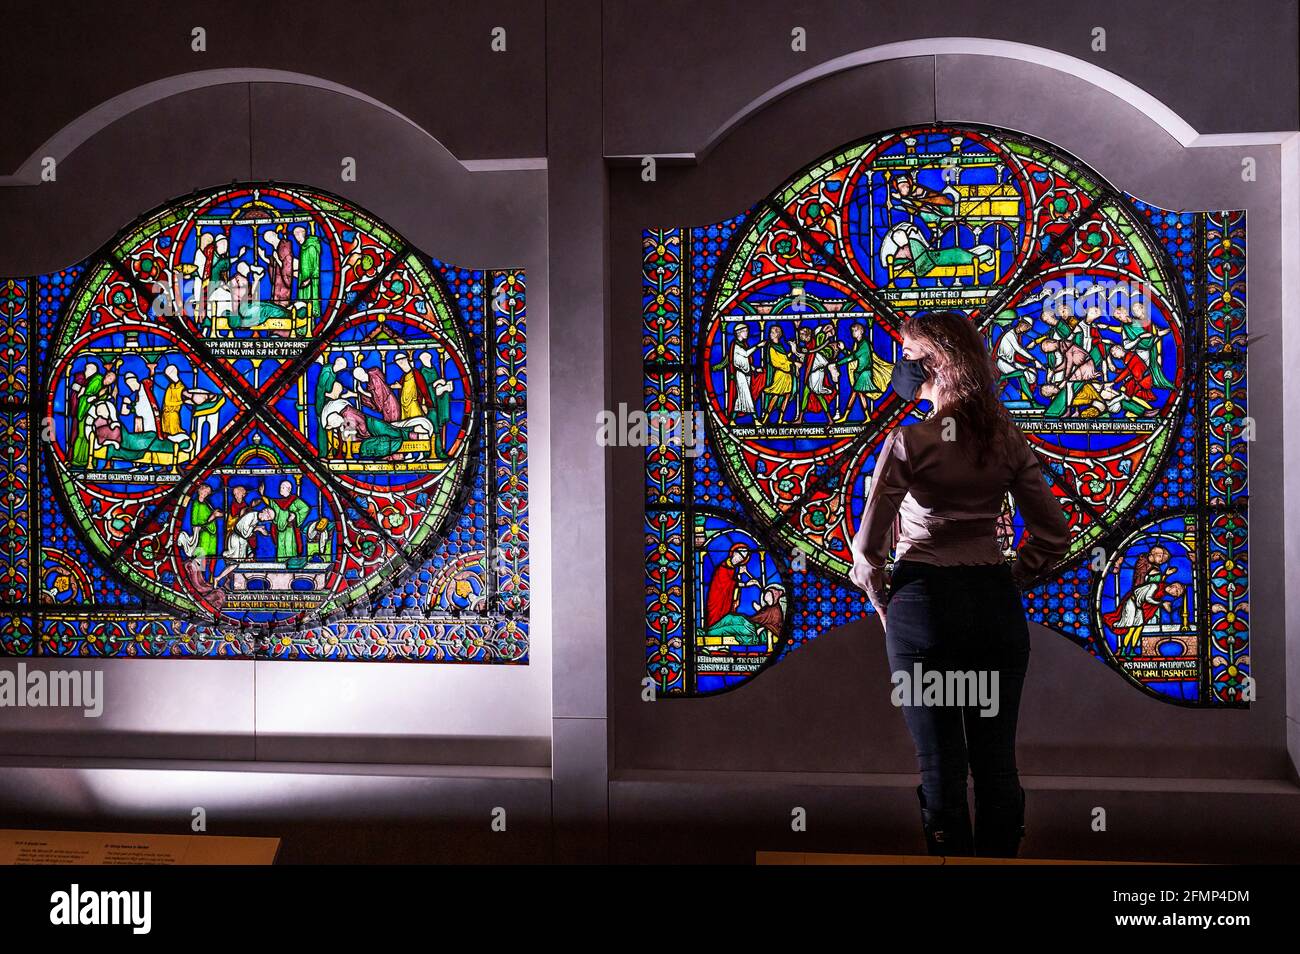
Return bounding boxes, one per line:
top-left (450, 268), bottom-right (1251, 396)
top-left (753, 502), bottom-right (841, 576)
top-left (1, 184), bottom-right (528, 662)
top-left (643, 125), bottom-right (1248, 705)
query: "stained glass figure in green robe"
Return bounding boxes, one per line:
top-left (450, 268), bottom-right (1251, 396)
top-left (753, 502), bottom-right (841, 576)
top-left (70, 360), bottom-right (104, 468)
top-left (266, 479), bottom-right (310, 562)
top-left (293, 224), bottom-right (322, 319)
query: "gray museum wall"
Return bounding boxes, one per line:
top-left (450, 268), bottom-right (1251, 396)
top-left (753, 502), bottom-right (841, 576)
top-left (602, 0), bottom-right (1300, 158)
top-left (0, 0), bottom-right (546, 179)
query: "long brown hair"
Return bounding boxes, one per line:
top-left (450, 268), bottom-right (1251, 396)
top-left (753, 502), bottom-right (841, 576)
top-left (901, 310), bottom-right (1013, 466)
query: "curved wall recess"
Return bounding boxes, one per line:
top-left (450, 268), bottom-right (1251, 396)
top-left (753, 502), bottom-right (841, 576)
top-left (0, 67), bottom-right (553, 769)
top-left (0, 68), bottom-right (545, 186)
top-left (607, 37), bottom-right (1300, 163)
top-left (610, 46), bottom-right (1293, 779)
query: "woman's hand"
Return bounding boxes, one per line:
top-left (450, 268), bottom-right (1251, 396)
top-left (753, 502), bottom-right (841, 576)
top-left (850, 554), bottom-right (888, 633)
top-left (848, 554), bottom-right (873, 596)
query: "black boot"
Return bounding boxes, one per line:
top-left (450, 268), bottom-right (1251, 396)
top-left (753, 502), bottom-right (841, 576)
top-left (916, 784), bottom-right (973, 857)
top-left (974, 785), bottom-right (1026, 858)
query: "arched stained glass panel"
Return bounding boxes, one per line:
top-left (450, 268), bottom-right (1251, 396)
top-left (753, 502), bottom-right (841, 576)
top-left (643, 124), bottom-right (1248, 705)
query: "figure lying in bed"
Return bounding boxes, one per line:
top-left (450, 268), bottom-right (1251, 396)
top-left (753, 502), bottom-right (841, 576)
top-left (85, 392), bottom-right (191, 469)
top-left (321, 396), bottom-right (432, 460)
top-left (318, 363), bottom-right (449, 462)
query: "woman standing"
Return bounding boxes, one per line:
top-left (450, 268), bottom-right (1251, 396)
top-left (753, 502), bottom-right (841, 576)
top-left (849, 311), bottom-right (1070, 858)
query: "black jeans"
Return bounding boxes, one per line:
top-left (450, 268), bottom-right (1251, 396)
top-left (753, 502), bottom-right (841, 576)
top-left (884, 559), bottom-right (1030, 815)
